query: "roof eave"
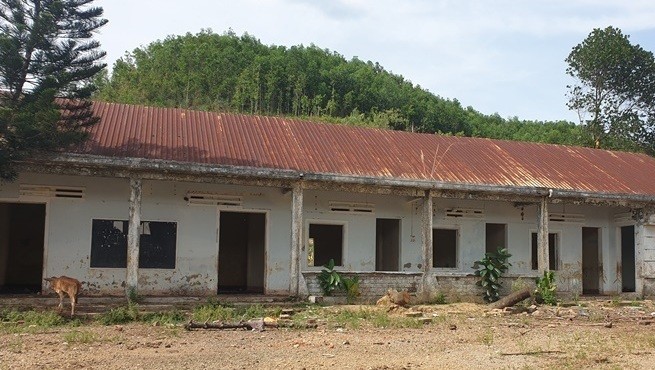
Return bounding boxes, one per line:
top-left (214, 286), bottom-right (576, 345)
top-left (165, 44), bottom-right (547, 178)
top-left (20, 153), bottom-right (655, 207)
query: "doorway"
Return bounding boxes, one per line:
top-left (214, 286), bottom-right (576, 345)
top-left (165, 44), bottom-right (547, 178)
top-left (0, 203), bottom-right (46, 294)
top-left (218, 211), bottom-right (265, 293)
top-left (621, 225), bottom-right (636, 292)
top-left (582, 227), bottom-right (600, 294)
top-left (376, 218), bottom-right (400, 271)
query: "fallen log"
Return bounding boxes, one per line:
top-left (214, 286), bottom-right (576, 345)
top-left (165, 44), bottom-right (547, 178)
top-left (185, 319), bottom-right (262, 331)
top-left (184, 318), bottom-right (317, 331)
top-left (489, 287), bottom-right (532, 310)
top-left (501, 350), bottom-right (563, 356)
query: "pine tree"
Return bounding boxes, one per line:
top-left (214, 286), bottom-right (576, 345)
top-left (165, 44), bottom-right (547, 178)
top-left (0, 0), bottom-right (107, 179)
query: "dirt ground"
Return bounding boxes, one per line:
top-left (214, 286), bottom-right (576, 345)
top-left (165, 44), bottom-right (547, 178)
top-left (3, 300), bottom-right (655, 369)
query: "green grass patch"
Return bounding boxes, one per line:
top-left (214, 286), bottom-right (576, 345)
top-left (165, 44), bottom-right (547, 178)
top-left (0, 309), bottom-right (68, 328)
top-left (191, 301), bottom-right (281, 323)
top-left (63, 330), bottom-right (97, 344)
top-left (141, 310), bottom-right (187, 325)
top-left (96, 304), bottom-right (140, 325)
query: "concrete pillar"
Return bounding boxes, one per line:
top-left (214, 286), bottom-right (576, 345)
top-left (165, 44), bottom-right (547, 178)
top-left (634, 209), bottom-right (655, 297)
top-left (536, 197), bottom-right (549, 274)
top-left (290, 183), bottom-right (304, 296)
top-left (421, 190), bottom-right (433, 299)
top-left (126, 178), bottom-right (142, 297)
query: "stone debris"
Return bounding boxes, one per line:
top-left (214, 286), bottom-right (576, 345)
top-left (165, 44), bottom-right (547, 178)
top-left (376, 288), bottom-right (411, 307)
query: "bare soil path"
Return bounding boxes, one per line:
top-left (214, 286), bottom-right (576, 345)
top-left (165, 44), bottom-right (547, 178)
top-left (2, 300), bottom-right (655, 369)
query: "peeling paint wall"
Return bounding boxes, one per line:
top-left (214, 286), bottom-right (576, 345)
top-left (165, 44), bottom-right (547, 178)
top-left (0, 172), bottom-right (644, 297)
top-left (0, 172), bottom-right (293, 296)
top-left (303, 189), bottom-right (631, 296)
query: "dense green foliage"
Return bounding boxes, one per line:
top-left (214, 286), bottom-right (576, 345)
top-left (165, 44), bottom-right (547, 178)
top-left (473, 248), bottom-right (512, 303)
top-left (0, 0), bottom-right (107, 179)
top-left (318, 258), bottom-right (342, 296)
top-left (97, 30), bottom-right (593, 147)
top-left (566, 26), bottom-right (655, 154)
top-left (535, 270), bottom-right (558, 305)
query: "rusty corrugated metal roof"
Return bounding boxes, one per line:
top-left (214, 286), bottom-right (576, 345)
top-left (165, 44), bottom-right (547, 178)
top-left (71, 101), bottom-right (655, 196)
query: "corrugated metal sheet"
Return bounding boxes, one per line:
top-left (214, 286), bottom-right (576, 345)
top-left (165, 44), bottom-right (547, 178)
top-left (74, 101), bottom-right (655, 196)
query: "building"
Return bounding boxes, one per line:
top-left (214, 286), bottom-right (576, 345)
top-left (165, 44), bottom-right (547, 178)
top-left (1, 101), bottom-right (654, 300)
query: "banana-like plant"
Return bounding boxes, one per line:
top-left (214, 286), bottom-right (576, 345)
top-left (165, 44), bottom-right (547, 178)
top-left (318, 259), bottom-right (342, 296)
top-left (473, 248), bottom-right (512, 303)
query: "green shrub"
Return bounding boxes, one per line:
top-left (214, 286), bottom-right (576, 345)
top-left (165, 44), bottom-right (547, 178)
top-left (342, 276), bottom-right (360, 303)
top-left (473, 248), bottom-right (512, 303)
top-left (431, 292), bottom-right (447, 305)
top-left (97, 304), bottom-right (140, 325)
top-left (318, 259), bottom-right (342, 296)
top-left (535, 270), bottom-right (558, 305)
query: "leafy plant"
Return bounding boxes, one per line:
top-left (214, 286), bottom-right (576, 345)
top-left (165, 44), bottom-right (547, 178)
top-left (318, 259), bottom-right (343, 296)
top-left (473, 248), bottom-right (512, 303)
top-left (535, 270), bottom-right (557, 305)
top-left (342, 276), bottom-right (360, 303)
top-left (430, 292), bottom-right (447, 305)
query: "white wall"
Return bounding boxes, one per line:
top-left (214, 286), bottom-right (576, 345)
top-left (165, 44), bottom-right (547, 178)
top-left (0, 172), bottom-right (636, 296)
top-left (0, 173), bottom-right (293, 295)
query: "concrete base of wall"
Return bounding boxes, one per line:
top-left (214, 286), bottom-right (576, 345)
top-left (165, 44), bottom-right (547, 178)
top-left (641, 278), bottom-right (655, 298)
top-left (302, 272), bottom-right (537, 304)
top-left (303, 271), bottom-right (422, 302)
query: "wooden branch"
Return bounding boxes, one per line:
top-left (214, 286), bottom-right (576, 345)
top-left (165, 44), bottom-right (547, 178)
top-left (184, 319), bottom-right (317, 331)
top-left (501, 350), bottom-right (564, 356)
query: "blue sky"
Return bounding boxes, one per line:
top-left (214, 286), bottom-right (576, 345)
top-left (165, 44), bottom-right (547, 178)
top-left (94, 0), bottom-right (655, 123)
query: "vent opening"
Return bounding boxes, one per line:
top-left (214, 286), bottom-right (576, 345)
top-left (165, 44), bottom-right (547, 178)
top-left (329, 201), bottom-right (374, 214)
top-left (186, 192), bottom-right (243, 207)
top-left (20, 185), bottom-right (85, 199)
top-left (549, 213), bottom-right (584, 223)
top-left (444, 208), bottom-right (484, 219)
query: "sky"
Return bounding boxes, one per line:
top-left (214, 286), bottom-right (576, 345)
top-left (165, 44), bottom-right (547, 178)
top-left (93, 0), bottom-right (655, 123)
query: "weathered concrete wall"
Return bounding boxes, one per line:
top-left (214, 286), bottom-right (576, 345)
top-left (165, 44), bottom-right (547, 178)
top-left (0, 172), bottom-right (642, 298)
top-left (303, 271), bottom-right (536, 303)
top-left (303, 271), bottom-right (422, 302)
top-left (0, 173), bottom-right (293, 295)
top-left (302, 190), bottom-right (421, 272)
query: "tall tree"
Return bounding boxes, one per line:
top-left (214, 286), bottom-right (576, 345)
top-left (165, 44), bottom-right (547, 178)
top-left (0, 0), bottom-right (107, 179)
top-left (566, 26), bottom-right (655, 153)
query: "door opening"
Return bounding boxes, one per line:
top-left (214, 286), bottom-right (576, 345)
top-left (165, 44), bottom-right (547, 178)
top-left (582, 227), bottom-right (600, 294)
top-left (376, 218), bottom-right (400, 271)
top-left (218, 211), bottom-right (265, 294)
top-left (0, 203), bottom-right (46, 294)
top-left (621, 225), bottom-right (636, 293)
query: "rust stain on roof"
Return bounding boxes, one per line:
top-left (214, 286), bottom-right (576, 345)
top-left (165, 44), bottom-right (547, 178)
top-left (74, 101), bottom-right (655, 196)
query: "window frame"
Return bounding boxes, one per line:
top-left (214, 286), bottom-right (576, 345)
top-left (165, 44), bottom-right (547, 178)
top-left (531, 231), bottom-right (560, 271)
top-left (485, 223), bottom-right (508, 254)
top-left (432, 227), bottom-right (459, 269)
top-left (89, 218), bottom-right (178, 270)
top-left (305, 220), bottom-right (347, 269)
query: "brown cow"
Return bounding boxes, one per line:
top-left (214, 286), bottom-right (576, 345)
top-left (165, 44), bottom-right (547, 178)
top-left (44, 276), bottom-right (82, 317)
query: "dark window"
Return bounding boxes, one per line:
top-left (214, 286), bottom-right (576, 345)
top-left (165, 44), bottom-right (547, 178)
top-left (139, 221), bottom-right (177, 269)
top-left (485, 223), bottom-right (507, 254)
top-left (433, 228), bottom-right (457, 268)
top-left (90, 219), bottom-right (177, 269)
top-left (308, 224), bottom-right (343, 267)
top-left (91, 220), bottom-right (128, 268)
top-left (531, 232), bottom-right (558, 270)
